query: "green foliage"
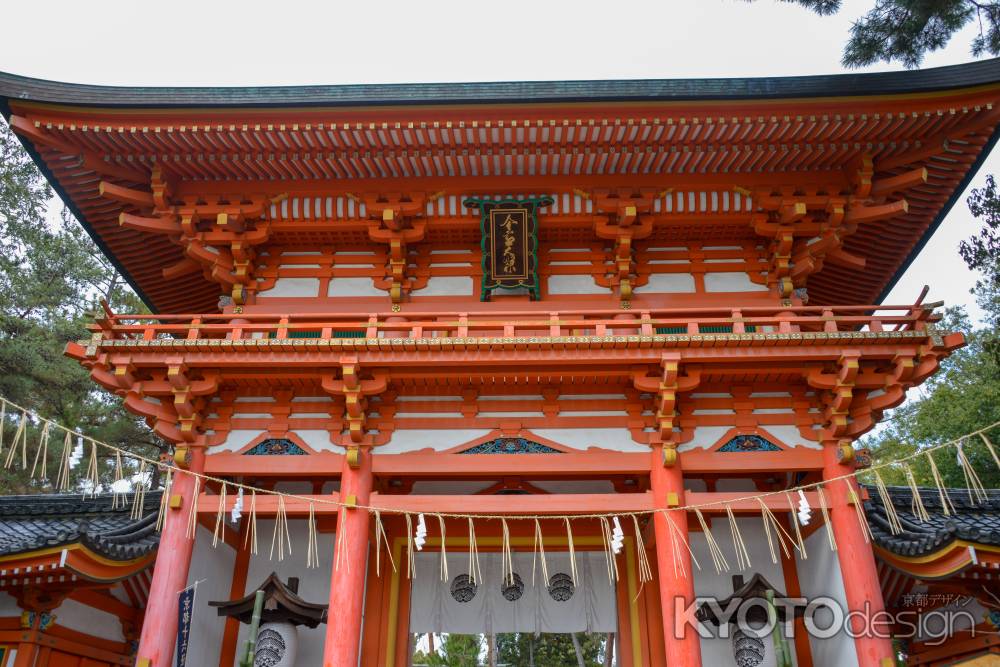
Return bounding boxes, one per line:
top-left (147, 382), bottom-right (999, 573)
top-left (412, 633), bottom-right (610, 667)
top-left (0, 119), bottom-right (159, 494)
top-left (756, 1), bottom-right (1000, 68)
top-left (863, 171), bottom-right (1000, 489)
top-left (496, 632), bottom-right (607, 666)
top-left (413, 634), bottom-right (483, 666)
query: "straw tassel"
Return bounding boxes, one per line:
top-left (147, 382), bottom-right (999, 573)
top-left (979, 432), bottom-right (1000, 470)
top-left (244, 490), bottom-right (258, 555)
top-left (816, 485), bottom-right (837, 552)
top-left (404, 513), bottom-right (416, 579)
top-left (902, 466), bottom-right (930, 522)
top-left (111, 451), bottom-right (126, 509)
top-left (693, 508), bottom-right (730, 573)
top-left (0, 399), bottom-right (6, 455)
top-left (844, 479), bottom-right (873, 544)
top-left (630, 515), bottom-right (653, 590)
top-left (212, 482), bottom-right (228, 548)
top-left (56, 431), bottom-right (72, 492)
top-left (926, 450), bottom-right (956, 516)
top-left (130, 460), bottom-right (148, 521)
top-left (756, 498), bottom-right (796, 564)
top-left (4, 411), bottom-right (27, 469)
top-left (665, 510), bottom-right (700, 579)
top-left (956, 440), bottom-right (988, 504)
top-left (467, 518), bottom-right (482, 585)
top-left (334, 507), bottom-right (350, 572)
top-left (84, 440), bottom-right (99, 498)
top-left (270, 495), bottom-right (291, 562)
top-left (306, 502), bottom-right (320, 569)
top-left (186, 476), bottom-right (201, 540)
top-left (871, 470), bottom-right (903, 535)
top-left (597, 517), bottom-right (619, 584)
top-left (437, 514), bottom-right (448, 581)
top-left (30, 421), bottom-right (50, 481)
top-left (532, 519), bottom-right (549, 586)
top-left (784, 491), bottom-right (808, 560)
top-left (501, 518), bottom-right (515, 587)
top-left (156, 467), bottom-right (173, 532)
top-left (726, 504), bottom-right (752, 571)
top-left (373, 511), bottom-right (396, 577)
top-left (564, 517), bottom-right (578, 586)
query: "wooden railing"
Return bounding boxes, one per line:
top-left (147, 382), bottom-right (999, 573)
top-left (89, 303), bottom-right (941, 344)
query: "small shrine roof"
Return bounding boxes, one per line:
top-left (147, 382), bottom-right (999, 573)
top-left (209, 572), bottom-right (328, 628)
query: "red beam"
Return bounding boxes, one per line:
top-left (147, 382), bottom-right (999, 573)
top-left (369, 491), bottom-right (654, 514)
top-left (372, 452), bottom-right (649, 477)
top-left (196, 492), bottom-right (341, 516)
top-left (204, 453), bottom-right (344, 477)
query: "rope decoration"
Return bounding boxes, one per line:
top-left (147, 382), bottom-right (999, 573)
top-left (0, 395), bottom-right (997, 578)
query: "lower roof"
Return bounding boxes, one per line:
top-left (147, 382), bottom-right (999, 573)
top-left (0, 492), bottom-right (161, 561)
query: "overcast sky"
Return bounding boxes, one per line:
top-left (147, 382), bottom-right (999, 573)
top-left (0, 0), bottom-right (993, 320)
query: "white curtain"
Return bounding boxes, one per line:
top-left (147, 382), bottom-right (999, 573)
top-left (408, 551), bottom-right (617, 634)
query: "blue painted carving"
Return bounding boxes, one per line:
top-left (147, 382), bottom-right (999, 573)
top-left (459, 437), bottom-right (562, 454)
top-left (244, 438), bottom-right (308, 456)
top-left (718, 434), bottom-right (781, 452)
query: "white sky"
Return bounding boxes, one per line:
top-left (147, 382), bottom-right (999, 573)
top-left (0, 0), bottom-right (993, 320)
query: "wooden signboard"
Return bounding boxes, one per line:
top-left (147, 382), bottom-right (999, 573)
top-left (464, 197), bottom-right (553, 300)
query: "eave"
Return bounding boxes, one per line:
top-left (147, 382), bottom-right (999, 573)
top-left (4, 61), bottom-right (1000, 312)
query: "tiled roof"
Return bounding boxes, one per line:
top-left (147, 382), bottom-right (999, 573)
top-left (3, 59), bottom-right (1000, 107)
top-left (864, 485), bottom-right (1000, 557)
top-left (0, 492), bottom-right (162, 561)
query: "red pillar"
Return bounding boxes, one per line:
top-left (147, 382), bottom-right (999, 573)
top-left (323, 448), bottom-right (373, 667)
top-left (823, 442), bottom-right (895, 667)
top-left (136, 449), bottom-right (204, 667)
top-left (650, 445), bottom-right (702, 667)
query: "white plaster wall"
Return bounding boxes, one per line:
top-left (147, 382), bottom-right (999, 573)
top-left (704, 272), bottom-right (769, 293)
top-left (546, 274), bottom-right (606, 295)
top-left (258, 278), bottom-right (321, 298)
top-left (531, 428), bottom-right (646, 452)
top-left (235, 520), bottom-right (336, 667)
top-left (798, 528), bottom-right (858, 666)
top-left (327, 277), bottom-right (385, 297)
top-left (185, 526), bottom-right (237, 667)
top-left (691, 517), bottom-right (796, 667)
top-left (0, 591), bottom-right (18, 617)
top-left (53, 598), bottom-right (125, 642)
top-left (680, 426), bottom-right (820, 452)
top-left (208, 429), bottom-right (266, 454)
top-left (378, 429), bottom-right (492, 454)
top-left (207, 429), bottom-right (344, 455)
top-left (636, 272), bottom-right (696, 293)
top-left (413, 276), bottom-right (474, 296)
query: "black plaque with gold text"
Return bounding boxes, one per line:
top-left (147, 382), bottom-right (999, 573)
top-left (464, 197), bottom-right (553, 300)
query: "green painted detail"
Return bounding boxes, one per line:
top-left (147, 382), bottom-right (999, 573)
top-left (655, 325), bottom-right (757, 334)
top-left (267, 330), bottom-right (364, 339)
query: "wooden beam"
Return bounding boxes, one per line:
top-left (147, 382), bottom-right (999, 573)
top-left (68, 589), bottom-right (139, 623)
top-left (370, 491), bottom-right (654, 515)
top-left (371, 452), bottom-right (649, 477)
top-left (680, 448), bottom-right (823, 473)
top-left (683, 490), bottom-right (828, 513)
top-left (196, 492), bottom-right (341, 516)
top-left (204, 453), bottom-right (344, 477)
